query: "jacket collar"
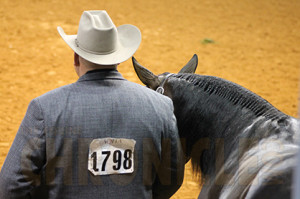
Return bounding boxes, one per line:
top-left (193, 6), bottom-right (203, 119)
top-left (77, 69), bottom-right (126, 82)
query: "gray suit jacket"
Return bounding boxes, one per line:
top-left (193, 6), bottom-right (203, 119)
top-left (0, 70), bottom-right (184, 199)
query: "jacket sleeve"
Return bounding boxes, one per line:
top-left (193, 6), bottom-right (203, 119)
top-left (152, 100), bottom-right (185, 199)
top-left (0, 98), bottom-right (46, 199)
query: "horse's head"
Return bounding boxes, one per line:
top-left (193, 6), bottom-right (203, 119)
top-left (133, 55), bottom-right (294, 188)
top-left (132, 54), bottom-right (199, 162)
top-left (132, 54), bottom-right (198, 91)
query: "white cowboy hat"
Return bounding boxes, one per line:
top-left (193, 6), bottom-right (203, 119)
top-left (57, 10), bottom-right (141, 65)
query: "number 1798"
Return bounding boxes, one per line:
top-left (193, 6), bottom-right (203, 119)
top-left (91, 149), bottom-right (133, 172)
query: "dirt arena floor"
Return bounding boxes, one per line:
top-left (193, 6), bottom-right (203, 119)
top-left (0, 0), bottom-right (300, 198)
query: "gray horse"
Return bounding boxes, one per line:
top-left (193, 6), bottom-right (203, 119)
top-left (132, 55), bottom-right (299, 199)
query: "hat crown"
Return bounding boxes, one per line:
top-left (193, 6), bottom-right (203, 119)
top-left (76, 11), bottom-right (118, 54)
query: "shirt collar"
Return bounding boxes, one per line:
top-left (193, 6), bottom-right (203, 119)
top-left (77, 69), bottom-right (126, 82)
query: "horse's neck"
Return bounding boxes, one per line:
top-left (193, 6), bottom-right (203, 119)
top-left (167, 75), bottom-right (288, 140)
top-left (167, 77), bottom-right (261, 140)
top-left (165, 75), bottom-right (290, 176)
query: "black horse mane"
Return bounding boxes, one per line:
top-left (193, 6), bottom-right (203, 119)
top-left (173, 73), bottom-right (287, 120)
top-left (168, 73), bottom-right (292, 183)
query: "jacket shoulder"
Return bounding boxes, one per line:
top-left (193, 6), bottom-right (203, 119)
top-left (124, 81), bottom-right (174, 108)
top-left (125, 81), bottom-right (172, 100)
top-left (34, 83), bottom-right (74, 102)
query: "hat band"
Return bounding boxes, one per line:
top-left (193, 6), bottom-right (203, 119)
top-left (75, 38), bottom-right (118, 55)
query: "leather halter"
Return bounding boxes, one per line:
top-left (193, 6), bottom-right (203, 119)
top-left (155, 73), bottom-right (173, 94)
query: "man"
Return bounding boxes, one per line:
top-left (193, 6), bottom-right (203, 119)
top-left (0, 10), bottom-right (184, 198)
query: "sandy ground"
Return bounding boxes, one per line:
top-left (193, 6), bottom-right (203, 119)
top-left (0, 0), bottom-right (300, 198)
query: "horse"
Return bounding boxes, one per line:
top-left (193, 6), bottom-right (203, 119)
top-left (132, 55), bottom-right (299, 199)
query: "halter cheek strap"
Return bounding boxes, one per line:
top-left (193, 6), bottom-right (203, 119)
top-left (156, 73), bottom-right (173, 94)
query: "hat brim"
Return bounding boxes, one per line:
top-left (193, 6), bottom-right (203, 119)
top-left (57, 25), bottom-right (141, 65)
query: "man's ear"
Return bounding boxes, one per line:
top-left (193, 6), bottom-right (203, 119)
top-left (74, 53), bottom-right (81, 77)
top-left (74, 52), bottom-right (80, 67)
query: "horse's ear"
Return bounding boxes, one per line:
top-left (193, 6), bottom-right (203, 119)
top-left (132, 57), bottom-right (160, 89)
top-left (178, 54), bottom-right (198, 74)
